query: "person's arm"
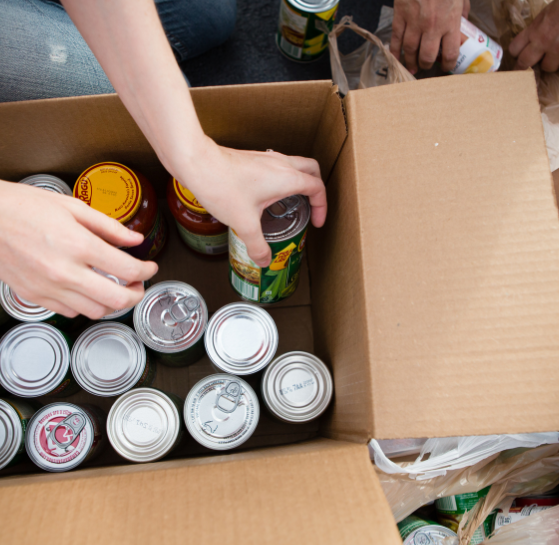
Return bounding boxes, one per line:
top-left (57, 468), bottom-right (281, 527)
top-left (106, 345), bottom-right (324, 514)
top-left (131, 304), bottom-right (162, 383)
top-left (509, 0), bottom-right (559, 72)
top-left (61, 0), bottom-right (326, 268)
top-left (390, 0), bottom-right (470, 74)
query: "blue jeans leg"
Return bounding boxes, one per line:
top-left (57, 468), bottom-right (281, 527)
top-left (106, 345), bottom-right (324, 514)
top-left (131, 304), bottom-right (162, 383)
top-left (0, 0), bottom-right (237, 102)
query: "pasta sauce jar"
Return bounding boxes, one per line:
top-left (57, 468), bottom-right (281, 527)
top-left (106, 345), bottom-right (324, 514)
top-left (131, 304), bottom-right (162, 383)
top-left (167, 177), bottom-right (228, 257)
top-left (74, 162), bottom-right (167, 261)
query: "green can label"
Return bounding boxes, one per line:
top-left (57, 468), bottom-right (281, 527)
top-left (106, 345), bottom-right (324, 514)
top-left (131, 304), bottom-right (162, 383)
top-left (277, 0), bottom-right (339, 62)
top-left (135, 354), bottom-right (157, 389)
top-left (229, 227), bottom-right (307, 304)
top-left (1, 398), bottom-right (39, 469)
top-left (175, 221), bottom-right (228, 256)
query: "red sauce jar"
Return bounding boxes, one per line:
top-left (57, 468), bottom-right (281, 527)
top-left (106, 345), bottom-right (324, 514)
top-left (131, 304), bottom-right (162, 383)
top-left (74, 162), bottom-right (167, 261)
top-left (167, 177), bottom-right (228, 257)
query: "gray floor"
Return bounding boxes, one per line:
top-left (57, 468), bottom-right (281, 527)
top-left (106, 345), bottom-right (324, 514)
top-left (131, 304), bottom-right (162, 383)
top-left (181, 0), bottom-right (392, 86)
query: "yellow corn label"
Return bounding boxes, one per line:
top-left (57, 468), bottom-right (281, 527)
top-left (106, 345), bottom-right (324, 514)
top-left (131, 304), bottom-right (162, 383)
top-left (317, 6), bottom-right (338, 21)
top-left (269, 242), bottom-right (297, 271)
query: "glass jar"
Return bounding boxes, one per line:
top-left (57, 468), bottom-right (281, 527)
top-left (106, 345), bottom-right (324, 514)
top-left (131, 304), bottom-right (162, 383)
top-left (167, 177), bottom-right (228, 258)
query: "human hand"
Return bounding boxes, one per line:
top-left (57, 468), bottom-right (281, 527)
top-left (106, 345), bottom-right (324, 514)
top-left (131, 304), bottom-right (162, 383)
top-left (173, 139), bottom-right (326, 267)
top-left (509, 0), bottom-right (559, 72)
top-left (390, 0), bottom-right (470, 74)
top-left (0, 181), bottom-right (158, 319)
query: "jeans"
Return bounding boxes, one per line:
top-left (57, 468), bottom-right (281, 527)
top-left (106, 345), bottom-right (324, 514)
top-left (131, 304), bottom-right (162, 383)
top-left (0, 0), bottom-right (237, 102)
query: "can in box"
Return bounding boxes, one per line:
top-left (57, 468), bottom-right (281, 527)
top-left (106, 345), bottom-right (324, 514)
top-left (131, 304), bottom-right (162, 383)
top-left (19, 174), bottom-right (72, 195)
top-left (0, 397), bottom-right (39, 470)
top-left (398, 515), bottom-right (458, 545)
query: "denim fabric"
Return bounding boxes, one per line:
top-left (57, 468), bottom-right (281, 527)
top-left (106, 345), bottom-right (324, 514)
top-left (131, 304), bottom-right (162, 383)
top-left (0, 0), bottom-right (237, 102)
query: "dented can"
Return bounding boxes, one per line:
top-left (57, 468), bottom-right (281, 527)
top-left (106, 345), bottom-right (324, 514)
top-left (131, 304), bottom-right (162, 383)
top-left (229, 195), bottom-right (310, 304)
top-left (19, 174), bottom-right (72, 196)
top-left (25, 402), bottom-right (105, 472)
top-left (184, 374), bottom-right (259, 451)
top-left (398, 516), bottom-right (458, 545)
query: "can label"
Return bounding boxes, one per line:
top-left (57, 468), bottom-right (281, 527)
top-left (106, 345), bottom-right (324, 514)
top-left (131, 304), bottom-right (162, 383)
top-left (2, 398), bottom-right (38, 469)
top-left (175, 221), bottom-right (228, 256)
top-left (124, 207), bottom-right (168, 261)
top-left (452, 18), bottom-right (502, 74)
top-left (229, 227), bottom-right (307, 304)
top-left (135, 354), bottom-right (157, 389)
top-left (486, 505), bottom-right (554, 531)
top-left (277, 0), bottom-right (339, 62)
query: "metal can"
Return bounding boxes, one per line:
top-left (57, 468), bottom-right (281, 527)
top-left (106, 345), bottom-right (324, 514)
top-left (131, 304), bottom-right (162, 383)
top-left (0, 323), bottom-right (80, 398)
top-left (261, 351), bottom-right (333, 423)
top-left (451, 18), bottom-right (503, 74)
top-left (514, 488), bottom-right (559, 508)
top-left (107, 388), bottom-right (184, 463)
top-left (398, 516), bottom-right (458, 545)
top-left (26, 402), bottom-right (105, 472)
top-left (205, 302), bottom-right (278, 375)
top-left (133, 281), bottom-right (208, 367)
top-left (229, 195), bottom-right (310, 304)
top-left (0, 398), bottom-right (40, 470)
top-left (277, 0), bottom-right (339, 62)
top-left (71, 322), bottom-right (156, 397)
top-left (485, 505), bottom-right (554, 532)
top-left (19, 174), bottom-right (72, 196)
top-left (184, 374), bottom-right (259, 451)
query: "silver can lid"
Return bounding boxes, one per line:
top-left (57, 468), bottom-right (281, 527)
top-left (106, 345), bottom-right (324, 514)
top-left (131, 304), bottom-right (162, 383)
top-left (403, 525), bottom-right (457, 545)
top-left (26, 402), bottom-right (95, 472)
top-left (71, 322), bottom-right (146, 397)
top-left (262, 195), bottom-right (310, 243)
top-left (93, 268), bottom-right (132, 320)
top-left (19, 174), bottom-right (73, 196)
top-left (0, 400), bottom-right (24, 470)
top-left (205, 303), bottom-right (278, 375)
top-left (107, 388), bottom-right (181, 463)
top-left (286, 0), bottom-right (339, 15)
top-left (0, 282), bottom-right (56, 322)
top-left (184, 374), bottom-right (259, 451)
top-left (261, 351), bottom-right (333, 423)
top-left (133, 281), bottom-right (208, 354)
top-left (0, 323), bottom-right (71, 397)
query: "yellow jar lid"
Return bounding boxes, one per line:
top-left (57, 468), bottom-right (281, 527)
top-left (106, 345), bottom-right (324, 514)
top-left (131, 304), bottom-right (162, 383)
top-left (173, 178), bottom-right (208, 214)
top-left (74, 162), bottom-right (142, 223)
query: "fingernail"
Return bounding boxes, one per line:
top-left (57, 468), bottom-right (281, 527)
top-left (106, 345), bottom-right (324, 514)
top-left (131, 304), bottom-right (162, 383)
top-left (409, 68), bottom-right (417, 75)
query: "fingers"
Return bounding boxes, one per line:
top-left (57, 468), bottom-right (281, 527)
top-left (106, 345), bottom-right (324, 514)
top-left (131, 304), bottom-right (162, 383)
top-left (418, 34), bottom-right (441, 71)
top-left (402, 27), bottom-right (422, 75)
top-left (236, 218), bottom-right (272, 267)
top-left (54, 289), bottom-right (113, 321)
top-left (509, 28), bottom-right (530, 59)
top-left (390, 12), bottom-right (406, 60)
top-left (278, 154), bottom-right (321, 179)
top-left (29, 296), bottom-right (79, 319)
top-left (514, 41), bottom-right (545, 70)
top-left (441, 29), bottom-right (461, 72)
top-left (462, 0), bottom-right (471, 18)
top-left (541, 51), bottom-right (559, 73)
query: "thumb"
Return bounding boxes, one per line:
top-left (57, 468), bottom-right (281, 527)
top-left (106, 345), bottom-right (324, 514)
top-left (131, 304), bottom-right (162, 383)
top-left (235, 219), bottom-right (271, 268)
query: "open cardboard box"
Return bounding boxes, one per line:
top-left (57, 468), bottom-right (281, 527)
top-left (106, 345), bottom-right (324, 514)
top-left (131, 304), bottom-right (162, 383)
top-left (0, 71), bottom-right (558, 544)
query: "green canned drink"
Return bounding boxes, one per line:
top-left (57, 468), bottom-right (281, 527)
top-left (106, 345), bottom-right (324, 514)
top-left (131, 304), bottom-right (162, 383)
top-left (398, 515), bottom-right (458, 545)
top-left (277, 0), bottom-right (339, 62)
top-left (229, 195), bottom-right (310, 304)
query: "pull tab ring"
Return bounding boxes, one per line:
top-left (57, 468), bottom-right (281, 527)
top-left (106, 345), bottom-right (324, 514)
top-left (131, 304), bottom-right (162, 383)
top-left (215, 380), bottom-right (242, 414)
top-left (49, 412), bottom-right (87, 450)
top-left (266, 195), bottom-right (302, 218)
top-left (161, 295), bottom-right (200, 326)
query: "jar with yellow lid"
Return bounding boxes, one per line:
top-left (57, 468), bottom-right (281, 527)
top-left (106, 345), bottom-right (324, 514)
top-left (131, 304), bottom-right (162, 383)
top-left (167, 177), bottom-right (228, 257)
top-left (74, 162), bottom-right (167, 261)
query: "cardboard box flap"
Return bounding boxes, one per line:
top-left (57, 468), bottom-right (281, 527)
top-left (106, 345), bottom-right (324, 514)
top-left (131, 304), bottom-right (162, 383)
top-left (0, 439), bottom-right (401, 545)
top-left (347, 72), bottom-right (559, 439)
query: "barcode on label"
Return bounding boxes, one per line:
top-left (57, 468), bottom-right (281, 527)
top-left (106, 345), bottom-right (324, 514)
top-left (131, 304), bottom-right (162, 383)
top-left (231, 271), bottom-right (259, 302)
top-left (435, 496), bottom-right (457, 512)
top-left (280, 36), bottom-right (302, 59)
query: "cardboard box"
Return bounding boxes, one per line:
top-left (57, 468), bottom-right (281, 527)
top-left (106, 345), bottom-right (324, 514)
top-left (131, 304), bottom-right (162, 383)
top-left (0, 72), bottom-right (557, 544)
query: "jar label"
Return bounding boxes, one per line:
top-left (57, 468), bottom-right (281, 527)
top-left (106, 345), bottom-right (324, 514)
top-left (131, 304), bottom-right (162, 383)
top-left (74, 162), bottom-right (142, 223)
top-left (176, 221), bottom-right (228, 255)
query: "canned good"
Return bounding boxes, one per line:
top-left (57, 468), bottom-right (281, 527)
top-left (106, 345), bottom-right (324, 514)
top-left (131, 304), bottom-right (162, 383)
top-left (277, 0), bottom-right (339, 62)
top-left (261, 351), bottom-right (333, 423)
top-left (398, 515), bottom-right (458, 545)
top-left (108, 388), bottom-right (184, 462)
top-left (167, 177), bottom-right (228, 257)
top-left (451, 18), bottom-right (502, 74)
top-left (133, 281), bottom-right (208, 367)
top-left (0, 323), bottom-right (80, 398)
top-left (71, 322), bottom-right (156, 397)
top-left (74, 162), bottom-right (167, 261)
top-left (26, 402), bottom-right (105, 472)
top-left (19, 174), bottom-right (72, 195)
top-left (514, 487), bottom-right (559, 507)
top-left (436, 487), bottom-right (492, 544)
top-left (184, 374), bottom-right (259, 451)
top-left (229, 195), bottom-right (310, 304)
top-left (485, 505), bottom-right (554, 532)
top-left (0, 398), bottom-right (39, 470)
top-left (205, 303), bottom-right (278, 375)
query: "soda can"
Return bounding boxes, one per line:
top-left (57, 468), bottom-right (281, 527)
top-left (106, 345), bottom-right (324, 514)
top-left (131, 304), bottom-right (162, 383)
top-left (107, 388), bottom-right (184, 463)
top-left (261, 351), bottom-right (333, 423)
top-left (398, 515), bottom-right (458, 545)
top-left (19, 174), bottom-right (73, 196)
top-left (229, 195), bottom-right (310, 304)
top-left (71, 322), bottom-right (156, 397)
top-left (133, 281), bottom-right (208, 367)
top-left (277, 0), bottom-right (339, 62)
top-left (0, 397), bottom-right (40, 470)
top-left (25, 402), bottom-right (105, 472)
top-left (0, 323), bottom-right (80, 398)
top-left (184, 374), bottom-right (259, 451)
top-left (205, 302), bottom-right (278, 375)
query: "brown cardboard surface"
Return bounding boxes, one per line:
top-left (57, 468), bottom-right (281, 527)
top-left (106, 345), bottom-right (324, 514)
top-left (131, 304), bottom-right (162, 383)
top-left (0, 439), bottom-right (401, 545)
top-left (341, 72), bottom-right (559, 439)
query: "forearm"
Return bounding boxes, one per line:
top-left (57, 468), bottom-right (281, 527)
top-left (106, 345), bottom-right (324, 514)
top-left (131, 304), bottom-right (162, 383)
top-left (61, 0), bottom-right (207, 174)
